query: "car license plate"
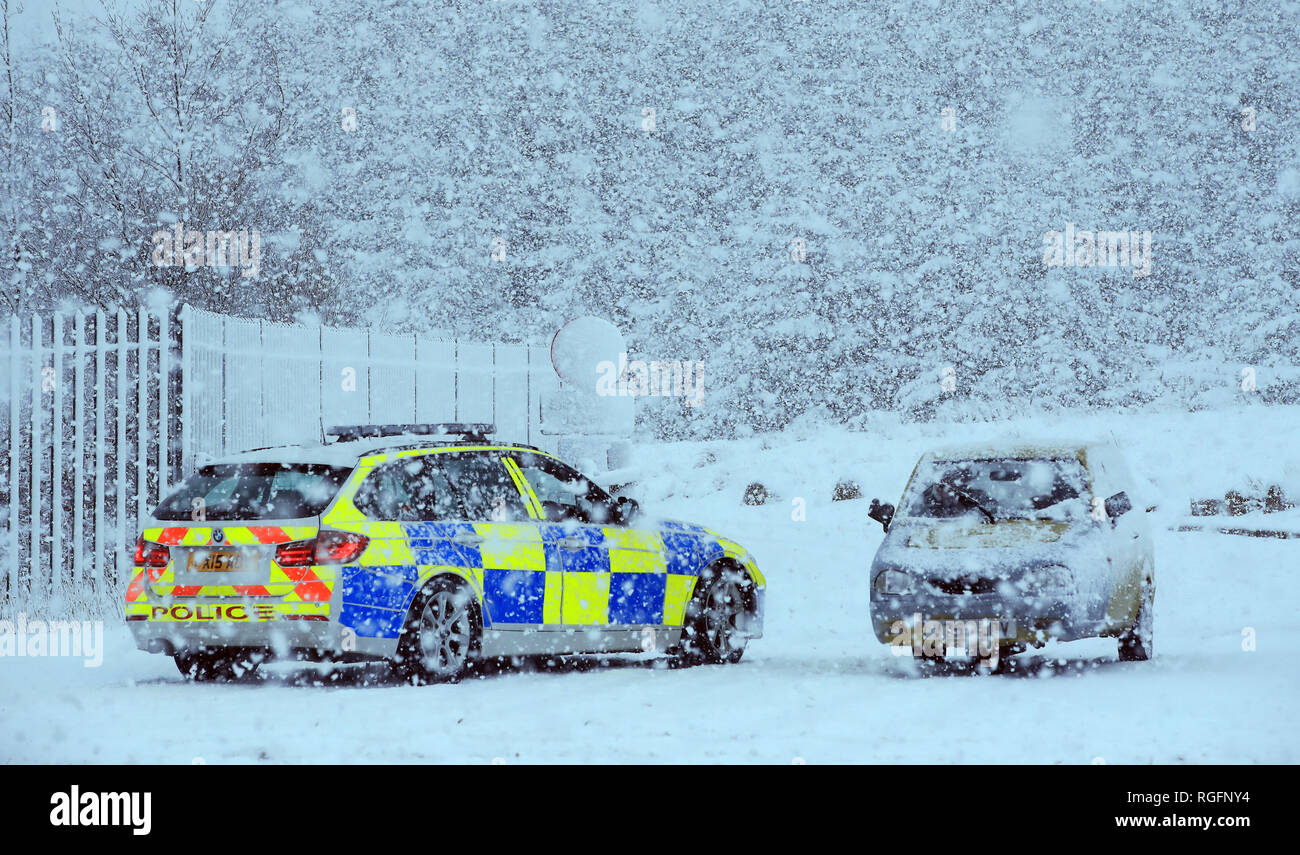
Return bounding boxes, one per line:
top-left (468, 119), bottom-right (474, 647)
top-left (188, 550), bottom-right (245, 572)
top-left (917, 616), bottom-right (1016, 657)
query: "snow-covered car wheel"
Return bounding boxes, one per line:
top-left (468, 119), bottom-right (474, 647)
top-left (396, 578), bottom-right (480, 684)
top-left (675, 563), bottom-right (752, 666)
top-left (174, 650), bottom-right (253, 682)
top-left (1117, 581), bottom-right (1154, 662)
top-left (979, 642), bottom-right (1025, 674)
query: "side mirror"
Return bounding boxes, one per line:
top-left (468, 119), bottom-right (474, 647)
top-left (1104, 491), bottom-right (1132, 524)
top-left (615, 495), bottom-right (641, 525)
top-left (868, 499), bottom-right (894, 532)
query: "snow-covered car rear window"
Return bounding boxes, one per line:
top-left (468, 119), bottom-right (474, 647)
top-left (901, 457), bottom-right (1090, 522)
top-left (153, 463), bottom-right (353, 521)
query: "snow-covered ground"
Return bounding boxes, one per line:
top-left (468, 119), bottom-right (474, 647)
top-left (2, 406), bottom-right (1297, 763)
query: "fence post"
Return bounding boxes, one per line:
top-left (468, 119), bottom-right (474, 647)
top-left (7, 315), bottom-right (19, 597)
top-left (220, 313), bottom-right (228, 457)
top-left (73, 311), bottom-right (85, 587)
top-left (29, 313), bottom-right (42, 602)
top-left (317, 323), bottom-right (324, 442)
top-left (136, 306), bottom-right (148, 534)
top-left (94, 309), bottom-right (106, 582)
top-left (258, 320), bottom-right (266, 430)
top-left (51, 313), bottom-right (63, 598)
top-left (179, 304), bottom-right (191, 479)
top-left (116, 308), bottom-right (127, 582)
top-left (159, 307), bottom-right (169, 494)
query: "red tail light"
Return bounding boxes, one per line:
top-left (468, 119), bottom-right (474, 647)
top-left (275, 541), bottom-right (317, 567)
top-left (315, 530), bottom-right (368, 565)
top-left (273, 532), bottom-right (368, 567)
top-left (133, 537), bottom-right (171, 568)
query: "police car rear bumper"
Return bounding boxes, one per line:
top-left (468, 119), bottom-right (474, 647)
top-left (127, 614), bottom-right (339, 656)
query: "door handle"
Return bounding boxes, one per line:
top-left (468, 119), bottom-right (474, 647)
top-left (558, 535), bottom-right (586, 550)
top-left (453, 531), bottom-right (485, 546)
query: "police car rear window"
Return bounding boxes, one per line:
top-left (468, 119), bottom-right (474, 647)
top-left (153, 463), bottom-right (353, 521)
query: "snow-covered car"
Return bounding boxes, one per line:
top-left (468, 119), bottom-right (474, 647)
top-left (125, 424), bottom-right (764, 682)
top-left (866, 442), bottom-right (1154, 666)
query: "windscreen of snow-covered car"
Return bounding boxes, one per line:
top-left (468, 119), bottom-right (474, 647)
top-left (900, 457), bottom-right (1090, 522)
top-left (152, 463), bottom-right (354, 520)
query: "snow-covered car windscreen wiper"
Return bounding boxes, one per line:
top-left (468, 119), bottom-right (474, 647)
top-left (947, 484), bottom-right (996, 523)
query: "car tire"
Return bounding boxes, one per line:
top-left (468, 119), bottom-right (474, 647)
top-left (174, 649), bottom-right (252, 681)
top-left (673, 563), bottom-right (752, 667)
top-left (980, 642), bottom-right (1023, 674)
top-left (395, 577), bottom-right (480, 684)
top-left (1117, 580), bottom-right (1154, 662)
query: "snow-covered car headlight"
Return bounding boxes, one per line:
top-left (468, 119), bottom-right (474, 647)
top-left (874, 569), bottom-right (914, 595)
top-left (1018, 564), bottom-right (1074, 592)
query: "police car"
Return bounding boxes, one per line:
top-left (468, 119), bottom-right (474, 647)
top-left (126, 424), bottom-right (765, 682)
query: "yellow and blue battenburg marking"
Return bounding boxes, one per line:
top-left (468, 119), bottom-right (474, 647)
top-left (333, 517), bottom-right (741, 638)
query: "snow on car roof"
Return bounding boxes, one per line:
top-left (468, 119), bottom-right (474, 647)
top-left (207, 436), bottom-right (535, 468)
top-left (207, 440), bottom-right (373, 467)
top-left (922, 440), bottom-right (1098, 462)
